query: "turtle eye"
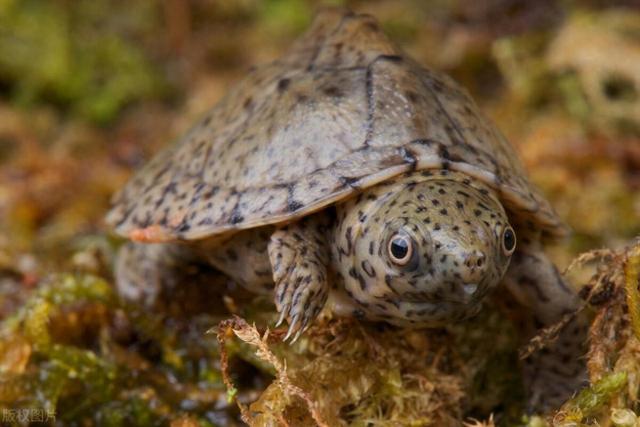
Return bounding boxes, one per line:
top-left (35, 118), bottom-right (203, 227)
top-left (502, 227), bottom-right (516, 255)
top-left (388, 233), bottom-right (413, 265)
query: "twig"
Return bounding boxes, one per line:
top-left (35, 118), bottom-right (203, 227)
top-left (211, 316), bottom-right (330, 427)
top-left (213, 318), bottom-right (252, 425)
top-left (519, 309), bottom-right (580, 359)
top-left (624, 245), bottom-right (640, 340)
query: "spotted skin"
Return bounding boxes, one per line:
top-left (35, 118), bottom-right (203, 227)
top-left (110, 8), bottom-right (586, 414)
top-left (331, 170), bottom-right (512, 326)
top-left (196, 227), bottom-right (274, 294)
top-left (503, 244), bottom-right (589, 413)
top-left (268, 215), bottom-right (331, 341)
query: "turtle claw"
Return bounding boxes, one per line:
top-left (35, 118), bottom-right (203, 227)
top-left (272, 264), bottom-right (328, 343)
top-left (291, 314), bottom-right (314, 343)
top-left (276, 281), bottom-right (328, 343)
top-left (275, 309), bottom-right (287, 328)
top-left (289, 325), bottom-right (305, 344)
top-left (268, 219), bottom-right (331, 344)
top-left (283, 314), bottom-right (300, 341)
top-left (281, 310), bottom-right (314, 343)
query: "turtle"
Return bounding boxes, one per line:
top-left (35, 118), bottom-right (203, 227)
top-left (107, 8), bottom-right (588, 412)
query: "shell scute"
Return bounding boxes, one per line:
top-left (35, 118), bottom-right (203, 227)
top-left (107, 9), bottom-right (566, 242)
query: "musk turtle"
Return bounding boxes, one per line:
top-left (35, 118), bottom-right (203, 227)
top-left (107, 9), bottom-right (587, 411)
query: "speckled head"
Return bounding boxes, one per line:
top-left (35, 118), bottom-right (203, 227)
top-left (332, 170), bottom-right (516, 327)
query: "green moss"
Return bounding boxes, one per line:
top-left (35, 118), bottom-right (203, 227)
top-left (3, 274), bottom-right (113, 339)
top-left (0, 0), bottom-right (168, 124)
top-left (0, 273), bottom-right (231, 424)
top-left (260, 0), bottom-right (313, 39)
top-left (560, 372), bottom-right (628, 422)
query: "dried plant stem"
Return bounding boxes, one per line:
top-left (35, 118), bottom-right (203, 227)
top-left (624, 245), bottom-right (640, 340)
top-left (212, 316), bottom-right (329, 427)
top-left (214, 318), bottom-right (252, 425)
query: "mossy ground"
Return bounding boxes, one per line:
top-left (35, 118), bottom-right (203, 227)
top-left (0, 1), bottom-right (639, 426)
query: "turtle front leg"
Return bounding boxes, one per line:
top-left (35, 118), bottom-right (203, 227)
top-left (268, 215), bottom-right (331, 342)
top-left (503, 243), bottom-right (589, 413)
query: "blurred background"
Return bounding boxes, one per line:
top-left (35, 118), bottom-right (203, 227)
top-left (0, 1), bottom-right (639, 425)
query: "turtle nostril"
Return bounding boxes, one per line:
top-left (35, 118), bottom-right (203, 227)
top-left (464, 251), bottom-right (485, 270)
top-left (461, 252), bottom-right (486, 285)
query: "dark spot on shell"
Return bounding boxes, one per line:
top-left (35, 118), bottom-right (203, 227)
top-left (323, 86), bottom-right (343, 97)
top-left (176, 222), bottom-right (191, 233)
top-left (288, 199), bottom-right (304, 212)
top-left (277, 78), bottom-right (291, 92)
top-left (379, 54), bottom-right (402, 63)
top-left (401, 148), bottom-right (417, 170)
top-left (229, 211), bottom-right (244, 224)
top-left (340, 176), bottom-right (360, 189)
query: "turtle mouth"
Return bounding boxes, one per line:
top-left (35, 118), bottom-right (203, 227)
top-left (462, 283), bottom-right (478, 295)
top-left (399, 282), bottom-right (483, 305)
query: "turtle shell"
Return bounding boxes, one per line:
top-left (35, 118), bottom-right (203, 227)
top-left (107, 9), bottom-right (567, 243)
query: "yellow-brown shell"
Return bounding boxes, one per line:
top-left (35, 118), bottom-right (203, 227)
top-left (106, 9), bottom-right (567, 243)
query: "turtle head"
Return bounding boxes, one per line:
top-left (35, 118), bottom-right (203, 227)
top-left (333, 171), bottom-right (516, 327)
